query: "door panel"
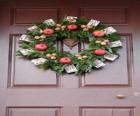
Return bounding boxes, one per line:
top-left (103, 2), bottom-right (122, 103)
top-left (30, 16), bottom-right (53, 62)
top-left (81, 35), bottom-right (133, 87)
top-left (80, 108), bottom-right (133, 116)
top-left (0, 0), bottom-right (140, 116)
top-left (9, 35), bottom-right (60, 87)
top-left (11, 8), bottom-right (61, 25)
top-left (7, 107), bottom-right (61, 116)
top-left (80, 8), bottom-right (128, 25)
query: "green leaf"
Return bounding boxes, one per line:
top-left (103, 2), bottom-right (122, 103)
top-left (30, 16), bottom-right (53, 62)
top-left (106, 33), bottom-right (121, 41)
top-left (16, 17), bottom-right (122, 75)
top-left (88, 33), bottom-right (95, 42)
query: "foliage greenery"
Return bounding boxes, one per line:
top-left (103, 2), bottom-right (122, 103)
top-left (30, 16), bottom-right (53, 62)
top-left (17, 17), bottom-right (122, 75)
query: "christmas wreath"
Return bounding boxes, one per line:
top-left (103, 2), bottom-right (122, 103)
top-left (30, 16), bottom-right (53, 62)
top-left (17, 16), bottom-right (122, 75)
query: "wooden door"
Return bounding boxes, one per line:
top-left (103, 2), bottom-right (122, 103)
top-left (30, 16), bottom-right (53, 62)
top-left (0, 0), bottom-right (140, 116)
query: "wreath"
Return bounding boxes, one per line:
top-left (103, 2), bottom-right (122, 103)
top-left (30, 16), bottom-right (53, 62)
top-left (17, 16), bottom-right (122, 75)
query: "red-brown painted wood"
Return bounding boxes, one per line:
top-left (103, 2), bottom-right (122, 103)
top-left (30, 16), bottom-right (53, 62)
top-left (0, 0), bottom-right (140, 116)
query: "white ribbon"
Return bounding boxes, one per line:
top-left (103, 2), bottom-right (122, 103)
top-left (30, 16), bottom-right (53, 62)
top-left (19, 49), bottom-right (33, 56)
top-left (104, 54), bottom-right (118, 61)
top-left (19, 35), bottom-right (32, 42)
top-left (65, 64), bottom-right (77, 73)
top-left (66, 16), bottom-right (77, 22)
top-left (31, 58), bottom-right (47, 65)
top-left (110, 40), bottom-right (122, 47)
top-left (94, 60), bottom-right (106, 68)
top-left (87, 19), bottom-right (100, 27)
top-left (27, 25), bottom-right (38, 31)
top-left (104, 26), bottom-right (117, 35)
top-left (43, 19), bottom-right (56, 26)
